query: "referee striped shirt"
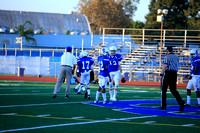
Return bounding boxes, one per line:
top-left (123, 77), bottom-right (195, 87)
top-left (163, 53), bottom-right (179, 71)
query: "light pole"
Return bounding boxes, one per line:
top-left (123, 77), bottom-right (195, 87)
top-left (157, 9), bottom-right (168, 68)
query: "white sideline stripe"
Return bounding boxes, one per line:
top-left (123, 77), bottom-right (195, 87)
top-left (71, 116), bottom-right (85, 119)
top-left (0, 84), bottom-right (20, 86)
top-left (182, 124), bottom-right (195, 127)
top-left (121, 90), bottom-right (148, 93)
top-left (2, 113), bottom-right (17, 115)
top-left (12, 90), bottom-right (20, 92)
top-left (143, 121), bottom-right (156, 124)
top-left (0, 102), bottom-right (86, 108)
top-left (0, 115), bottom-right (156, 133)
top-left (37, 114), bottom-right (51, 117)
top-left (32, 90), bottom-right (40, 92)
top-left (0, 93), bottom-right (51, 95)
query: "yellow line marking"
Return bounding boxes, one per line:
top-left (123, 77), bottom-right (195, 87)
top-left (1, 113), bottom-right (200, 128)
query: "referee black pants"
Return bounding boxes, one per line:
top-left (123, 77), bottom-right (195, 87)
top-left (161, 71), bottom-right (184, 108)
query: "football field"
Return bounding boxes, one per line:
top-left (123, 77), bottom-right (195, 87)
top-left (0, 80), bottom-right (200, 133)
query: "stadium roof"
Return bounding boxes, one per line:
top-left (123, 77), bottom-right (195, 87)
top-left (0, 9), bottom-right (91, 35)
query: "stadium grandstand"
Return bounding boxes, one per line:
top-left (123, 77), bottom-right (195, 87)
top-left (0, 9), bottom-right (91, 35)
top-left (0, 9), bottom-right (200, 84)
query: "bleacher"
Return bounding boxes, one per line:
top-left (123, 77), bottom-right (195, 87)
top-left (120, 45), bottom-right (197, 83)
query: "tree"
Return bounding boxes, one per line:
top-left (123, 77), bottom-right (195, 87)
top-left (145, 0), bottom-right (189, 30)
top-left (39, 26), bottom-right (44, 34)
top-left (65, 30), bottom-right (70, 35)
top-left (184, 0), bottom-right (200, 30)
top-left (76, 0), bottom-right (139, 33)
top-left (128, 20), bottom-right (144, 35)
top-left (16, 20), bottom-right (37, 45)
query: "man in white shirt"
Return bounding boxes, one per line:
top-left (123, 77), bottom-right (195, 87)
top-left (52, 46), bottom-right (77, 99)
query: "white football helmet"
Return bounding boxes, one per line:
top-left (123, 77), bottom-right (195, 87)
top-left (104, 47), bottom-right (110, 55)
top-left (109, 46), bottom-right (117, 55)
top-left (81, 51), bottom-right (88, 57)
top-left (100, 48), bottom-right (107, 56)
top-left (79, 52), bottom-right (83, 58)
top-left (190, 49), bottom-right (198, 59)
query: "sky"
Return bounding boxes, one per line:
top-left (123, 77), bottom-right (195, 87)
top-left (0, 0), bottom-right (150, 22)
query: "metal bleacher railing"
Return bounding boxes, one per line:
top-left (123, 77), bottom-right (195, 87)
top-left (0, 48), bottom-right (65, 57)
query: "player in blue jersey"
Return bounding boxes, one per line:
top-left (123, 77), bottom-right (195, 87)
top-left (108, 46), bottom-right (124, 101)
top-left (76, 51), bottom-right (94, 99)
top-left (73, 52), bottom-right (83, 95)
top-left (185, 49), bottom-right (200, 107)
top-left (94, 47), bottom-right (110, 104)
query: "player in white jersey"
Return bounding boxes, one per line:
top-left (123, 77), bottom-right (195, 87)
top-left (94, 47), bottom-right (110, 104)
top-left (185, 49), bottom-right (200, 107)
top-left (108, 46), bottom-right (124, 101)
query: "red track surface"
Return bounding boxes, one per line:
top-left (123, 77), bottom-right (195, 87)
top-left (0, 75), bottom-right (187, 88)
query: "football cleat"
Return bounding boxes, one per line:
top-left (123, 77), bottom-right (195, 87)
top-left (94, 100), bottom-right (98, 103)
top-left (111, 97), bottom-right (117, 102)
top-left (65, 95), bottom-right (70, 99)
top-left (179, 101), bottom-right (185, 111)
top-left (184, 104), bottom-right (191, 107)
top-left (52, 94), bottom-right (57, 99)
top-left (158, 106), bottom-right (166, 110)
top-left (77, 91), bottom-right (82, 95)
top-left (196, 104), bottom-right (200, 107)
top-left (73, 88), bottom-right (78, 94)
top-left (84, 91), bottom-right (88, 99)
top-left (103, 100), bottom-right (109, 104)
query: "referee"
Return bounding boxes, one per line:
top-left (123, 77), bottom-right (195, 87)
top-left (52, 46), bottom-right (77, 99)
top-left (159, 46), bottom-right (185, 111)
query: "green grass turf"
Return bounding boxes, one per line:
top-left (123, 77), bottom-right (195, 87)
top-left (0, 80), bottom-right (200, 133)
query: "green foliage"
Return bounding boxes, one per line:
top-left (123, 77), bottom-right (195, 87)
top-left (128, 20), bottom-right (144, 35)
top-left (39, 26), bottom-right (44, 34)
top-left (76, 0), bottom-right (140, 33)
top-left (145, 0), bottom-right (200, 30)
top-left (184, 0), bottom-right (200, 30)
top-left (65, 30), bottom-right (70, 35)
top-left (16, 20), bottom-right (37, 45)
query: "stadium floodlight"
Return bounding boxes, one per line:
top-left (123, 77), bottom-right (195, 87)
top-left (10, 29), bottom-right (15, 34)
top-left (0, 26), bottom-right (6, 33)
top-left (157, 9), bottom-right (162, 15)
top-left (162, 9), bottom-right (168, 15)
top-left (157, 9), bottom-right (168, 68)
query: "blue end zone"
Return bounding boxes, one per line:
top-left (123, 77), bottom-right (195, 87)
top-left (88, 100), bottom-right (200, 119)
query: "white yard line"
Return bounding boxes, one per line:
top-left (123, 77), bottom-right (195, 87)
top-left (2, 113), bottom-right (18, 115)
top-left (182, 124), bottom-right (195, 127)
top-left (143, 121), bottom-right (156, 123)
top-left (0, 84), bottom-right (21, 86)
top-left (37, 114), bottom-right (51, 117)
top-left (0, 93), bottom-right (51, 96)
top-left (0, 101), bottom-right (87, 108)
top-left (71, 116), bottom-right (85, 119)
top-left (0, 115), bottom-right (156, 133)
